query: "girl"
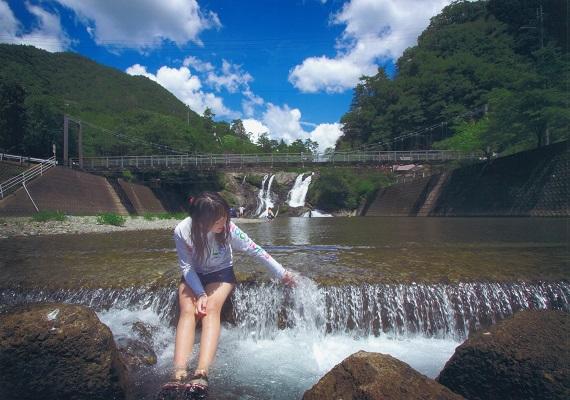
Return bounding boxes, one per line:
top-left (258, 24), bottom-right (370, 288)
top-left (162, 192), bottom-right (295, 396)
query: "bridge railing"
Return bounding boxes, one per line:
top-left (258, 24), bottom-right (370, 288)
top-left (0, 153), bottom-right (56, 164)
top-left (70, 150), bottom-right (483, 171)
top-left (0, 156), bottom-right (57, 199)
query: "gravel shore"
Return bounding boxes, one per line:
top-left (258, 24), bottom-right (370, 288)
top-left (0, 216), bottom-right (262, 239)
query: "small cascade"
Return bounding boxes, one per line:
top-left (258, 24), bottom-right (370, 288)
top-left (302, 209), bottom-right (333, 217)
top-left (2, 281), bottom-right (567, 340)
top-left (229, 281), bottom-right (569, 340)
top-left (287, 173), bottom-right (313, 207)
top-left (258, 174), bottom-right (276, 218)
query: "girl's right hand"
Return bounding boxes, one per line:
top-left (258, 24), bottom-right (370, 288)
top-left (196, 294), bottom-right (208, 316)
top-left (282, 270), bottom-right (296, 287)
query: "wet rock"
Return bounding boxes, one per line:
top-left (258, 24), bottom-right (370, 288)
top-left (132, 320), bottom-right (157, 345)
top-left (303, 350), bottom-right (464, 400)
top-left (0, 302), bottom-right (132, 400)
top-left (437, 310), bottom-right (570, 400)
top-left (116, 336), bottom-right (157, 370)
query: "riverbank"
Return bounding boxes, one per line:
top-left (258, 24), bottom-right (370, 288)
top-left (0, 216), bottom-right (262, 239)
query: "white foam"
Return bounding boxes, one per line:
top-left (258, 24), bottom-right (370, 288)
top-left (97, 306), bottom-right (459, 399)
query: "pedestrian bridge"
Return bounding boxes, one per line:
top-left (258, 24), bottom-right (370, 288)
top-left (71, 150), bottom-right (482, 171)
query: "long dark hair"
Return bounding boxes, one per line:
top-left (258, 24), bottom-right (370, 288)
top-left (189, 192), bottom-right (231, 265)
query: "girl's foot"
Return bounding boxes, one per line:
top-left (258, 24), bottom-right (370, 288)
top-left (174, 366), bottom-right (189, 381)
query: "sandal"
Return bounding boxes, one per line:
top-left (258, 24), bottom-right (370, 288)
top-left (186, 370), bottom-right (209, 397)
top-left (157, 367), bottom-right (189, 398)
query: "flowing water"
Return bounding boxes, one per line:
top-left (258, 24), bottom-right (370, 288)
top-left (287, 172), bottom-right (313, 208)
top-left (0, 217), bottom-right (568, 399)
top-left (256, 174), bottom-right (276, 218)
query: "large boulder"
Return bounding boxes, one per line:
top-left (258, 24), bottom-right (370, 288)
top-left (303, 350), bottom-right (464, 400)
top-left (437, 310), bottom-right (570, 400)
top-left (0, 303), bottom-right (132, 400)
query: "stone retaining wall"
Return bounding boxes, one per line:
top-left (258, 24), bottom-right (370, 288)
top-left (366, 141), bottom-right (568, 217)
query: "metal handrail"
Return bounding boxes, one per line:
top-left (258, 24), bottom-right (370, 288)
top-left (0, 153), bottom-right (55, 164)
top-left (70, 150), bottom-right (483, 170)
top-left (0, 156), bottom-right (57, 199)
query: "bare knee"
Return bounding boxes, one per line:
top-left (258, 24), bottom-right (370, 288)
top-left (205, 299), bottom-right (224, 316)
top-left (178, 284), bottom-right (197, 318)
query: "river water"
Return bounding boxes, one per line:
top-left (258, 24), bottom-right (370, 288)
top-left (0, 217), bottom-right (568, 399)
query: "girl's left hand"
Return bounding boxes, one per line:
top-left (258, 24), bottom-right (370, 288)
top-left (282, 270), bottom-right (296, 287)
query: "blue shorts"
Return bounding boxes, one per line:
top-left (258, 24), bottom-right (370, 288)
top-left (197, 267), bottom-right (237, 286)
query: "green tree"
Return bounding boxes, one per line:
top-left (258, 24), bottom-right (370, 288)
top-left (230, 119), bottom-right (248, 139)
top-left (0, 81), bottom-right (27, 153)
top-left (256, 132), bottom-right (276, 152)
top-left (203, 108), bottom-right (215, 136)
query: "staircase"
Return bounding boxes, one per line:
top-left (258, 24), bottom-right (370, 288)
top-left (417, 172), bottom-right (449, 216)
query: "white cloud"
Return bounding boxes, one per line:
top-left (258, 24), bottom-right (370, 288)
top-left (262, 104), bottom-right (305, 144)
top-left (125, 64), bottom-right (157, 81)
top-left (242, 118), bottom-right (270, 144)
top-left (206, 60), bottom-right (253, 93)
top-left (126, 64), bottom-right (236, 118)
top-left (0, 1), bottom-right (70, 52)
top-left (0, 2), bottom-right (19, 37)
top-left (310, 123), bottom-right (343, 151)
top-left (53, 0), bottom-right (220, 49)
top-left (127, 63), bottom-right (341, 150)
top-left (183, 56), bottom-right (215, 73)
top-left (241, 88), bottom-right (264, 118)
top-left (243, 104), bottom-right (343, 151)
top-left (289, 0), bottom-right (451, 93)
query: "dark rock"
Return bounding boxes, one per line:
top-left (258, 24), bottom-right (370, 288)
top-left (116, 336), bottom-right (157, 370)
top-left (131, 321), bottom-right (157, 345)
top-left (303, 350), bottom-right (464, 400)
top-left (437, 310), bottom-right (570, 400)
top-left (0, 302), bottom-right (132, 400)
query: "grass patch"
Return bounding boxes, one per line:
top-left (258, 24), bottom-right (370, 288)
top-left (31, 211), bottom-right (67, 222)
top-left (143, 212), bottom-right (187, 221)
top-left (97, 213), bottom-right (126, 226)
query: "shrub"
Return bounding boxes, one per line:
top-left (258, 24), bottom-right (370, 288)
top-left (97, 213), bottom-right (126, 226)
top-left (31, 211), bottom-right (67, 222)
top-left (307, 168), bottom-right (390, 211)
top-left (121, 169), bottom-right (135, 182)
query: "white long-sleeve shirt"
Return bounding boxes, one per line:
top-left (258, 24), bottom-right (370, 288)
top-left (174, 217), bottom-right (286, 296)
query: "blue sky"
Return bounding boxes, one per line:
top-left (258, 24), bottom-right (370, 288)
top-left (1, 0), bottom-right (452, 150)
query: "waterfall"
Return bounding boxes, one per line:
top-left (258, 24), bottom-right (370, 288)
top-left (3, 281), bottom-right (567, 340)
top-left (255, 174), bottom-right (269, 215)
top-left (258, 174), bottom-right (276, 218)
top-left (287, 173), bottom-right (313, 207)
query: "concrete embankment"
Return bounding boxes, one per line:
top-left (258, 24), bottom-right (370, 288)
top-left (0, 166), bottom-right (128, 216)
top-left (0, 166), bottom-right (189, 217)
top-left (366, 141), bottom-right (568, 217)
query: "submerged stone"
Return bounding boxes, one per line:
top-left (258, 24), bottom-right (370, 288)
top-left (303, 350), bottom-right (464, 400)
top-left (437, 310), bottom-right (570, 400)
top-left (0, 302), bottom-right (132, 400)
top-left (116, 336), bottom-right (157, 370)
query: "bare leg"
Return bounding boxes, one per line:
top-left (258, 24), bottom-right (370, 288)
top-left (173, 282), bottom-right (197, 379)
top-left (195, 282), bottom-right (235, 374)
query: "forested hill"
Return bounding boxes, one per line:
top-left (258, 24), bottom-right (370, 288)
top-left (337, 0), bottom-right (569, 156)
top-left (0, 44), bottom-right (255, 158)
